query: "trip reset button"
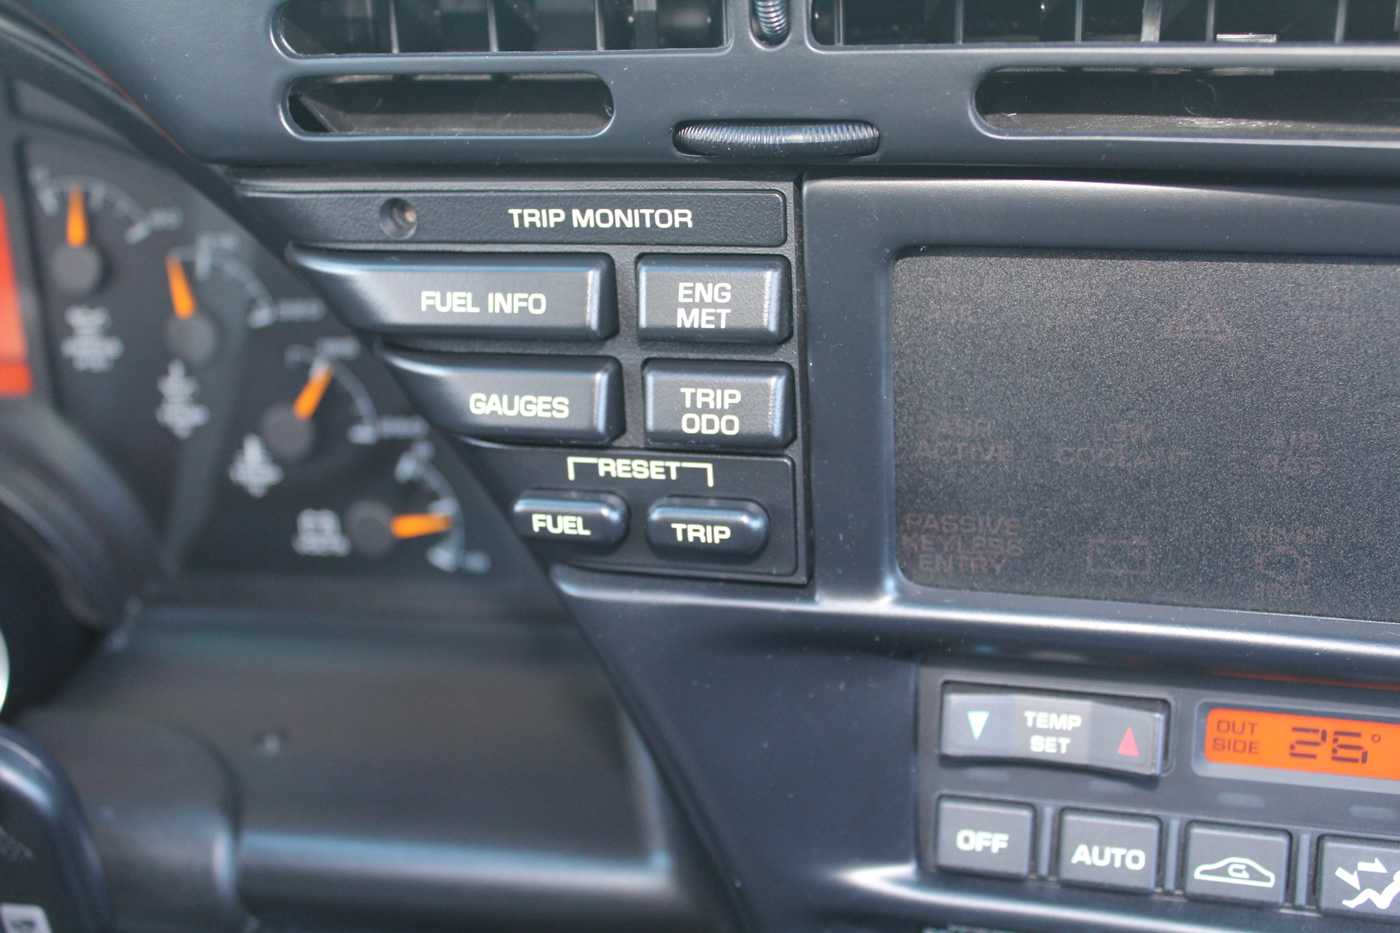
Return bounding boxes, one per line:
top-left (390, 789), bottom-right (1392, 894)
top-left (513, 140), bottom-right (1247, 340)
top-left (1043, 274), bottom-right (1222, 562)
top-left (941, 686), bottom-right (1167, 777)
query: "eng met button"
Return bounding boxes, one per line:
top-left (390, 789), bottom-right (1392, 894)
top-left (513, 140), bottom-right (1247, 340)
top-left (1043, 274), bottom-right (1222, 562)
top-left (380, 349), bottom-right (623, 445)
top-left (288, 248), bottom-right (616, 339)
top-left (637, 256), bottom-right (790, 344)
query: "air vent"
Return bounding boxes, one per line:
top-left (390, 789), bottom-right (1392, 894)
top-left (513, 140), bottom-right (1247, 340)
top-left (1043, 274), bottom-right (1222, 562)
top-left (287, 73), bottom-right (613, 134)
top-left (977, 68), bottom-right (1400, 136)
top-left (279, 0), bottom-right (723, 53)
top-left (810, 0), bottom-right (1400, 44)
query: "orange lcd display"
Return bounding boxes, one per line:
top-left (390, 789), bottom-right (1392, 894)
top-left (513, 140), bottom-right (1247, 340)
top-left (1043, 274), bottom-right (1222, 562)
top-left (1204, 708), bottom-right (1400, 782)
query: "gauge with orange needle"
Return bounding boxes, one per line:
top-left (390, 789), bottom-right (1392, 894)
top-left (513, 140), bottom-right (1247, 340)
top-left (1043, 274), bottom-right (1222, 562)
top-left (342, 440), bottom-right (469, 569)
top-left (30, 169), bottom-right (183, 298)
top-left (162, 245), bottom-right (273, 367)
top-left (258, 344), bottom-right (380, 464)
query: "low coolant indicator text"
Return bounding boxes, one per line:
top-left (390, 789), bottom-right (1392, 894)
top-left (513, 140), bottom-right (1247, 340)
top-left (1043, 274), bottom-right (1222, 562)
top-left (1205, 708), bottom-right (1400, 781)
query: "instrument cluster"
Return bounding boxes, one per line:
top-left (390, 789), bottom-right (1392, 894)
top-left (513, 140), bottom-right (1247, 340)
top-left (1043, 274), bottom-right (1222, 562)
top-left (7, 114), bottom-right (537, 606)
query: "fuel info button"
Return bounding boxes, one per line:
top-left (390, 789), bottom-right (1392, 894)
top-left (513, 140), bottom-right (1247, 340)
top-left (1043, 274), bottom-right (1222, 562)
top-left (289, 249), bottom-right (616, 340)
top-left (940, 686), bottom-right (1166, 778)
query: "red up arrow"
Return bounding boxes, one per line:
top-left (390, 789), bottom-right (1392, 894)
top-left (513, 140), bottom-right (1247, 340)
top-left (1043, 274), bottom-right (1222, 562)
top-left (1117, 727), bottom-right (1140, 758)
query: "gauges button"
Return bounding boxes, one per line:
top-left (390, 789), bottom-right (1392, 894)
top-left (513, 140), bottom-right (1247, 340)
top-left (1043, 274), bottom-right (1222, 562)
top-left (643, 360), bottom-right (794, 451)
top-left (1183, 823), bottom-right (1289, 906)
top-left (513, 491), bottom-right (628, 546)
top-left (637, 256), bottom-right (789, 344)
top-left (935, 797), bottom-right (1036, 880)
top-left (289, 248), bottom-right (616, 340)
top-left (381, 349), bottom-right (623, 445)
top-left (645, 497), bottom-right (769, 558)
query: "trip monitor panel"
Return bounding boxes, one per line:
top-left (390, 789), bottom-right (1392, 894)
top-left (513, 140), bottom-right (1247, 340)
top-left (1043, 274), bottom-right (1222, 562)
top-left (893, 249), bottom-right (1400, 622)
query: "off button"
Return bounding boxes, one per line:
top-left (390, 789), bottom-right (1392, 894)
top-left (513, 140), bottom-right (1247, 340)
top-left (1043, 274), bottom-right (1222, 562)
top-left (935, 797), bottom-right (1035, 879)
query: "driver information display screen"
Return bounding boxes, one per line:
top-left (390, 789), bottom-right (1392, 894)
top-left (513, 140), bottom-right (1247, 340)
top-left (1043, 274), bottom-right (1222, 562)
top-left (893, 250), bottom-right (1400, 621)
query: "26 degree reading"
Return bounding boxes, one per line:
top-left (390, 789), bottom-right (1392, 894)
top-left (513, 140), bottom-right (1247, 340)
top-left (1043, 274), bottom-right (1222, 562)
top-left (1204, 708), bottom-right (1400, 782)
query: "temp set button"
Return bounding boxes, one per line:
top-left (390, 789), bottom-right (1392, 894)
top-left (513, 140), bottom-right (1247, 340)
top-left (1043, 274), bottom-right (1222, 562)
top-left (941, 686), bottom-right (1167, 778)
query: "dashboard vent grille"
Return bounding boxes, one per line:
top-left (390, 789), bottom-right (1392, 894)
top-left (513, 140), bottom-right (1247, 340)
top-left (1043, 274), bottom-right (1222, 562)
top-left (279, 0), bottom-right (723, 54)
top-left (811, 0), bottom-right (1400, 44)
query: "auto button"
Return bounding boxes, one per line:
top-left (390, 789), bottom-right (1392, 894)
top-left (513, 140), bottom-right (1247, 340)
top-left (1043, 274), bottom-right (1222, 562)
top-left (1057, 811), bottom-right (1160, 893)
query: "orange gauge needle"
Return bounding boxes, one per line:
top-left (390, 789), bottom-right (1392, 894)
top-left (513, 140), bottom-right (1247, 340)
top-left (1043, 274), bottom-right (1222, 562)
top-left (292, 359), bottom-right (334, 421)
top-left (66, 185), bottom-right (89, 248)
top-left (390, 513), bottom-right (454, 540)
top-left (166, 254), bottom-right (198, 319)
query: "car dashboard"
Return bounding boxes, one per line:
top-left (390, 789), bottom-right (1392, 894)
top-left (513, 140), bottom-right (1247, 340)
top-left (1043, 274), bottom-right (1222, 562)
top-left (0, 2), bottom-right (1397, 932)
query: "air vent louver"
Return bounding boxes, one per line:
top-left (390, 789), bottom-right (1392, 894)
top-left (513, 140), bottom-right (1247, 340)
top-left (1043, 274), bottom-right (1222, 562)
top-left (280, 0), bottom-right (723, 53)
top-left (811, 0), bottom-right (1400, 44)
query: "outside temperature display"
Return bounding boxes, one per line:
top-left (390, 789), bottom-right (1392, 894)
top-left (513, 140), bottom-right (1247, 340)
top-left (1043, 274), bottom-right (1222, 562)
top-left (1204, 707), bottom-right (1400, 782)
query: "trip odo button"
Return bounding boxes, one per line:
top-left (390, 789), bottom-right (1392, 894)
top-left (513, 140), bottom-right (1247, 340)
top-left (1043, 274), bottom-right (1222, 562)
top-left (643, 360), bottom-right (794, 451)
top-left (637, 256), bottom-right (789, 344)
top-left (380, 349), bottom-right (623, 445)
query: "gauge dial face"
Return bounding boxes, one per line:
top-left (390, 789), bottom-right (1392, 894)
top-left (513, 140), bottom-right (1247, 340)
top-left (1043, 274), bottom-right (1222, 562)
top-left (28, 143), bottom-right (193, 525)
top-left (187, 315), bottom-right (492, 578)
top-left (26, 132), bottom-right (514, 589)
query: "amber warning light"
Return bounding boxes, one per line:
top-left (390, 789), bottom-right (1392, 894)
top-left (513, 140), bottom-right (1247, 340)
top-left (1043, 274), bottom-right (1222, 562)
top-left (0, 194), bottom-right (32, 397)
top-left (1204, 707), bottom-right (1400, 782)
